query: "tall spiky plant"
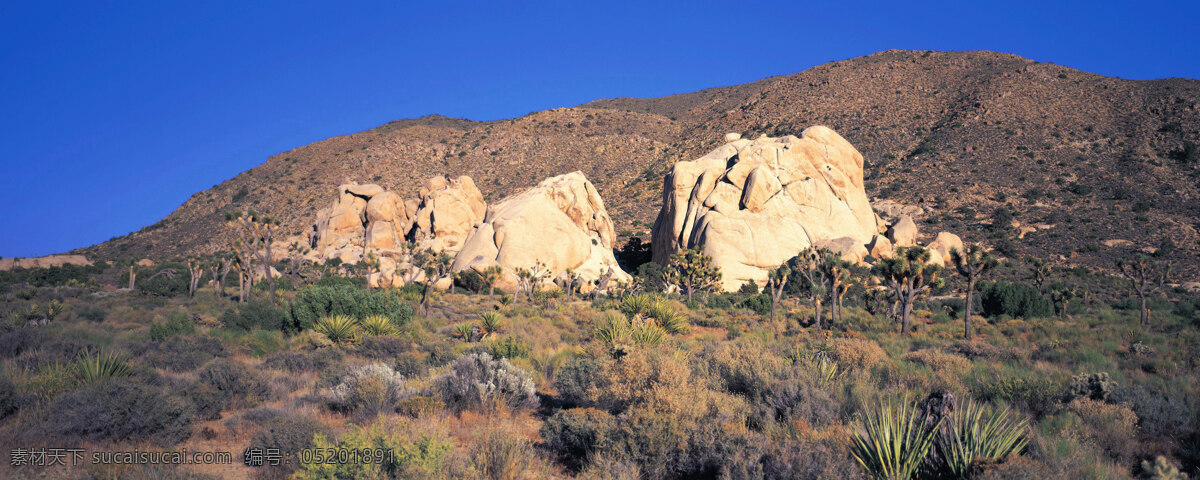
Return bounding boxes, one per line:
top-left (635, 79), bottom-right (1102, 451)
top-left (454, 323), bottom-right (477, 342)
top-left (479, 312), bottom-right (505, 338)
top-left (628, 315), bottom-right (666, 347)
top-left (359, 315), bottom-right (399, 336)
top-left (851, 398), bottom-right (942, 480)
top-left (949, 243), bottom-right (998, 340)
top-left (937, 400), bottom-right (1028, 478)
top-left (74, 350), bottom-right (133, 384)
top-left (594, 312), bottom-right (630, 346)
top-left (313, 315), bottom-right (361, 344)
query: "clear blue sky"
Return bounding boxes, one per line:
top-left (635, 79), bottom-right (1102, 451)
top-left (1, 0), bottom-right (1197, 258)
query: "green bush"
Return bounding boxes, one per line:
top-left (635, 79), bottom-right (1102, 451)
top-left (739, 293), bottom-right (772, 316)
top-left (134, 263), bottom-right (191, 297)
top-left (980, 281), bottom-right (1053, 319)
top-left (76, 305), bottom-right (107, 322)
top-left (287, 285), bottom-right (413, 332)
top-left (221, 300), bottom-right (288, 331)
top-left (488, 336), bottom-right (531, 359)
top-left (132, 335), bottom-right (227, 372)
top-left (149, 311), bottom-right (196, 340)
top-left (0, 375), bottom-right (19, 419)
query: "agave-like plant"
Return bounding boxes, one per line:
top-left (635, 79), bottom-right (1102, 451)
top-left (74, 350), bottom-right (133, 384)
top-left (629, 316), bottom-right (666, 347)
top-left (645, 301), bottom-right (689, 334)
top-left (42, 300), bottom-right (66, 322)
top-left (937, 400), bottom-right (1028, 478)
top-left (618, 293), bottom-right (657, 318)
top-left (359, 315), bottom-right (399, 336)
top-left (594, 311), bottom-right (630, 346)
top-left (808, 351), bottom-right (843, 385)
top-left (453, 322), bottom-right (477, 342)
top-left (851, 398), bottom-right (942, 480)
top-left (479, 312), bottom-right (505, 337)
top-left (313, 315), bottom-right (361, 344)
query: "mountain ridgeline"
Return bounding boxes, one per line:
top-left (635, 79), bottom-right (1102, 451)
top-left (83, 50), bottom-right (1200, 277)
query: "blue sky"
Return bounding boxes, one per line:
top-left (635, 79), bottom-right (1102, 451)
top-left (1, 0), bottom-right (1197, 258)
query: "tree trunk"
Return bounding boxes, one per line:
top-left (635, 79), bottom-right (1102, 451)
top-left (267, 267), bottom-right (277, 305)
top-left (238, 271), bottom-right (246, 303)
top-left (489, 285), bottom-right (495, 302)
top-left (1140, 294), bottom-right (1149, 326)
top-left (963, 279), bottom-right (975, 340)
top-left (900, 293), bottom-right (913, 335)
top-left (813, 297), bottom-right (823, 331)
top-left (686, 287), bottom-right (694, 304)
top-left (128, 266), bottom-right (136, 290)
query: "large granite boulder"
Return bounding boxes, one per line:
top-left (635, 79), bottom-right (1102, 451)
top-left (452, 171), bottom-right (631, 292)
top-left (650, 127), bottom-right (879, 291)
top-left (410, 176), bottom-right (486, 256)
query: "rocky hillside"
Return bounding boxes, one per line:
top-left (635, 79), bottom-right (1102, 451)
top-left (80, 50), bottom-right (1200, 277)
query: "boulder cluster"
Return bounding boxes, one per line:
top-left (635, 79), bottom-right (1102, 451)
top-left (306, 125), bottom-right (963, 294)
top-left (651, 127), bottom-right (964, 291)
top-left (307, 172), bottom-right (628, 292)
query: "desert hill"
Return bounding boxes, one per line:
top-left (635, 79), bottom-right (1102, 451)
top-left (79, 50), bottom-right (1200, 277)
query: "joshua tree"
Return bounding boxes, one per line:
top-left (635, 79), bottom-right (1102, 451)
top-left (1029, 258), bottom-right (1052, 293)
top-left (820, 251), bottom-right (860, 326)
top-left (791, 248), bottom-right (828, 331)
top-left (186, 257), bottom-right (204, 298)
top-left (1049, 282), bottom-right (1077, 318)
top-left (227, 210), bottom-right (281, 304)
top-left (515, 261), bottom-right (551, 302)
top-left (663, 248), bottom-right (722, 303)
top-left (765, 263), bottom-right (791, 327)
top-left (949, 243), bottom-right (998, 340)
top-left (873, 246), bottom-right (944, 335)
top-left (480, 265), bottom-right (503, 301)
top-left (1116, 255), bottom-right (1172, 327)
top-left (412, 248), bottom-right (452, 315)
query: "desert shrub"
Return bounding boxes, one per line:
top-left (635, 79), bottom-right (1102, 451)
top-left (823, 337), bottom-right (887, 371)
top-left (357, 335), bottom-right (413, 360)
top-left (1139, 456), bottom-right (1189, 480)
top-left (0, 375), bottom-right (18, 419)
top-left (287, 285), bottom-right (414, 332)
top-left (0, 327), bottom-right (49, 358)
top-left (135, 263), bottom-right (190, 297)
top-left (980, 281), bottom-right (1053, 319)
top-left (454, 269), bottom-right (488, 293)
top-left (739, 293), bottom-right (772, 316)
top-left (47, 377), bottom-right (194, 444)
top-left (72, 350), bottom-right (133, 384)
top-left (555, 355), bottom-right (602, 407)
top-left (395, 395), bottom-right (444, 418)
top-left (722, 434), bottom-right (865, 480)
top-left (1111, 382), bottom-right (1197, 442)
top-left (149, 311), bottom-right (196, 340)
top-left (242, 414), bottom-right (331, 476)
top-left (295, 418), bottom-right (452, 480)
top-left (541, 408), bottom-right (617, 470)
top-left (1067, 372), bottom-right (1117, 402)
top-left (578, 453), bottom-right (642, 480)
top-left (75, 305), bottom-right (107, 322)
top-left (432, 352), bottom-right (537, 413)
top-left (703, 337), bottom-right (789, 400)
top-left (757, 369), bottom-right (843, 429)
top-left (973, 370), bottom-right (1063, 418)
top-left (1067, 398), bottom-right (1139, 461)
top-left (487, 336), bottom-right (531, 359)
top-left (326, 362), bottom-right (411, 416)
top-left (221, 300), bottom-right (288, 332)
top-left (263, 348), bottom-right (341, 373)
top-left (903, 349), bottom-right (971, 373)
top-left (634, 262), bottom-right (667, 292)
top-left (192, 358), bottom-right (269, 419)
top-left (470, 423), bottom-right (541, 480)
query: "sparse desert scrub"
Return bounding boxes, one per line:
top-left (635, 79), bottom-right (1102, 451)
top-left (431, 352), bottom-right (537, 414)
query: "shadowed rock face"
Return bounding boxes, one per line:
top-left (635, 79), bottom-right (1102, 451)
top-left (453, 171), bottom-right (630, 292)
top-left (651, 126), bottom-right (879, 291)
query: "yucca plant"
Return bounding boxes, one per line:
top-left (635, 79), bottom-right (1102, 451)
top-left (937, 400), bottom-right (1028, 478)
top-left (851, 398), bottom-right (942, 480)
top-left (479, 312), bottom-right (505, 338)
top-left (454, 322), bottom-right (477, 342)
top-left (618, 293), bottom-right (657, 318)
top-left (594, 312), bottom-right (630, 345)
top-left (629, 316), bottom-right (666, 347)
top-left (359, 315), bottom-right (399, 336)
top-left (808, 352), bottom-right (843, 385)
top-left (499, 294), bottom-right (513, 306)
top-left (42, 300), bottom-right (66, 322)
top-left (645, 301), bottom-right (689, 334)
top-left (74, 350), bottom-right (133, 384)
top-left (313, 315), bottom-right (361, 344)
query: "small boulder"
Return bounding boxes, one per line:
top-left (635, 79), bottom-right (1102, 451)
top-left (888, 216), bottom-right (918, 247)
